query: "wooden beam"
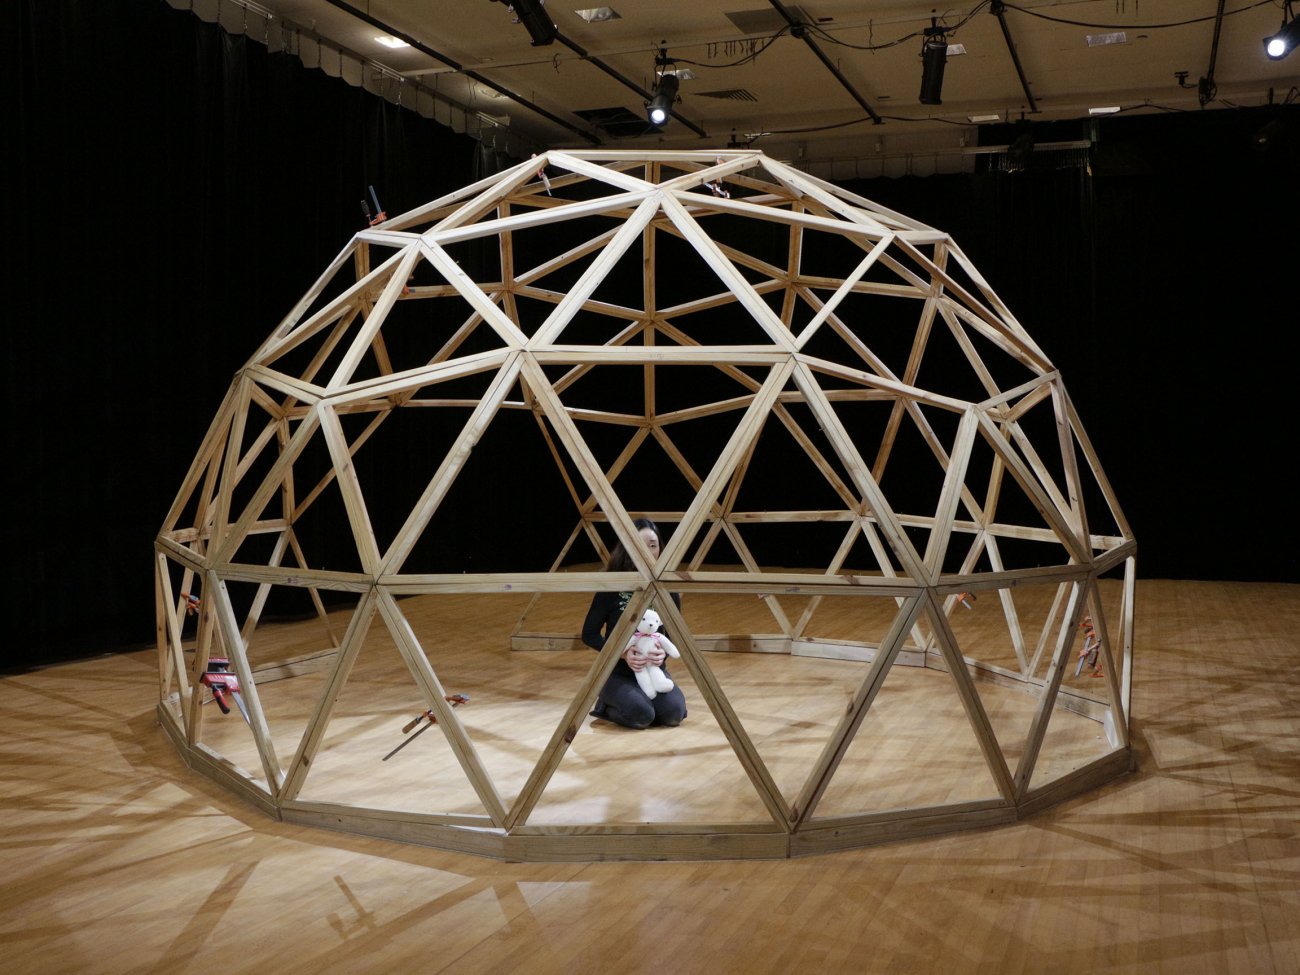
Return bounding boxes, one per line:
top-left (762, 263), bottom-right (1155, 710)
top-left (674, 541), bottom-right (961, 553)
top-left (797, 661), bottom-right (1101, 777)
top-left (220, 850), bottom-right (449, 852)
top-left (922, 409), bottom-right (980, 583)
top-left (530, 194), bottom-right (662, 347)
top-left (660, 360), bottom-right (796, 571)
top-left (316, 405), bottom-right (382, 577)
top-left (974, 412), bottom-right (1090, 566)
top-left (250, 237), bottom-right (360, 361)
top-left (654, 590), bottom-right (792, 828)
top-left (504, 587), bottom-right (656, 830)
top-left (659, 193), bottom-right (798, 351)
top-left (279, 588), bottom-right (380, 800)
top-left (1083, 575), bottom-right (1129, 747)
top-left (793, 594), bottom-right (927, 826)
top-left (377, 590), bottom-right (509, 827)
top-left (207, 570), bottom-right (286, 795)
top-left (791, 362), bottom-right (927, 580)
top-left (793, 234), bottom-right (895, 349)
top-left (380, 354), bottom-right (523, 574)
top-left (922, 590), bottom-right (1018, 805)
top-left (1012, 581), bottom-right (1087, 799)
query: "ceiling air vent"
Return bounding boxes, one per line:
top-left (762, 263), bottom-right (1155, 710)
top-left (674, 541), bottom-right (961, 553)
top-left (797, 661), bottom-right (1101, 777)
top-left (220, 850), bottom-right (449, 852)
top-left (697, 88), bottom-right (758, 102)
top-left (574, 106), bottom-right (650, 138)
top-left (724, 5), bottom-right (810, 35)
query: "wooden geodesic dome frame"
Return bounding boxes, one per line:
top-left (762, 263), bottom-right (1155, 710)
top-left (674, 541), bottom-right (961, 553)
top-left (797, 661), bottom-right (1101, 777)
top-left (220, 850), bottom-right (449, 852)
top-left (155, 149), bottom-right (1136, 861)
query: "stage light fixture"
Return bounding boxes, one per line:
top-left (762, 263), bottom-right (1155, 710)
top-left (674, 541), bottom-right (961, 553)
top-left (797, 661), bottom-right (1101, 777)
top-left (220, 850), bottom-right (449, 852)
top-left (1252, 117), bottom-right (1288, 152)
top-left (647, 72), bottom-right (679, 126)
top-left (1265, 15), bottom-right (1300, 59)
top-left (1007, 130), bottom-right (1034, 169)
top-left (646, 49), bottom-right (680, 127)
top-left (919, 22), bottom-right (949, 105)
top-left (490, 0), bottom-right (557, 47)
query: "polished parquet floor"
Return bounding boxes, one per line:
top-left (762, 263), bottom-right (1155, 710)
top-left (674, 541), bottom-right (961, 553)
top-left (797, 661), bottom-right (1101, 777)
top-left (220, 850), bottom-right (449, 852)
top-left (3, 579), bottom-right (1297, 974)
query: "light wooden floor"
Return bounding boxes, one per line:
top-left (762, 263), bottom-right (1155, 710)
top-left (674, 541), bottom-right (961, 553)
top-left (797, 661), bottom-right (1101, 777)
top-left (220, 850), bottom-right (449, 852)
top-left (3, 579), bottom-right (1297, 974)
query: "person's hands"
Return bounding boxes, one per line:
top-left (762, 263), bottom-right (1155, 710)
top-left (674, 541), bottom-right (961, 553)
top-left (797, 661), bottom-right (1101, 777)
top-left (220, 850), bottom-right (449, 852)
top-left (624, 644), bottom-right (665, 670)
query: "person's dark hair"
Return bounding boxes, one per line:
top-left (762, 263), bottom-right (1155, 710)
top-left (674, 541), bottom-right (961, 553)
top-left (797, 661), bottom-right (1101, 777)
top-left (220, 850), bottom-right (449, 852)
top-left (605, 517), bottom-right (661, 572)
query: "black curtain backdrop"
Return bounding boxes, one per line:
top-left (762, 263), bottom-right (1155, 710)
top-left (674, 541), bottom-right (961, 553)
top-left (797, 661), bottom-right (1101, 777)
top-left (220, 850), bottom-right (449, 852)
top-left (4, 0), bottom-right (480, 667)
top-left (4, 0), bottom-right (1298, 669)
top-left (843, 109), bottom-right (1299, 596)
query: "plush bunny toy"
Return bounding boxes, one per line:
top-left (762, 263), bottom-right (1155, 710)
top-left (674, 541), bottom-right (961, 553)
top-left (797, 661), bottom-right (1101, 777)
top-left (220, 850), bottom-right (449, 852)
top-left (624, 608), bottom-right (681, 699)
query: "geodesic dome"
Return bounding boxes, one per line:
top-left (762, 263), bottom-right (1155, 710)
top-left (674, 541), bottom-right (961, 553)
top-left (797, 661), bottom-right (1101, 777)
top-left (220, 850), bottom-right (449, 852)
top-left (155, 149), bottom-right (1136, 861)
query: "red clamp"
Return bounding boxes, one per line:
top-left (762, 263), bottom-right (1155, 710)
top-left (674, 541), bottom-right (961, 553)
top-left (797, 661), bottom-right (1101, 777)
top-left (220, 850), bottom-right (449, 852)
top-left (383, 694), bottom-right (471, 761)
top-left (1074, 617), bottom-right (1103, 678)
top-left (531, 154), bottom-right (553, 195)
top-left (401, 693), bottom-right (470, 733)
top-left (360, 185), bottom-right (388, 227)
top-left (201, 657), bottom-right (251, 722)
top-left (704, 156), bottom-right (731, 198)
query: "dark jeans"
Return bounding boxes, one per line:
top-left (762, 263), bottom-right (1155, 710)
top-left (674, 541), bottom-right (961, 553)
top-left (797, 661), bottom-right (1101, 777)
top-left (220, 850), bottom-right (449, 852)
top-left (596, 668), bottom-right (687, 729)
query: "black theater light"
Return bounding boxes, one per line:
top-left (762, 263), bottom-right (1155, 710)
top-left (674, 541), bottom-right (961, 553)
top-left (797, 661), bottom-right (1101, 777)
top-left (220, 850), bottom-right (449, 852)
top-left (490, 0), bottom-right (557, 47)
top-left (1265, 7), bottom-right (1300, 60)
top-left (647, 72), bottom-right (679, 127)
top-left (919, 22), bottom-right (949, 105)
top-left (646, 48), bottom-right (681, 127)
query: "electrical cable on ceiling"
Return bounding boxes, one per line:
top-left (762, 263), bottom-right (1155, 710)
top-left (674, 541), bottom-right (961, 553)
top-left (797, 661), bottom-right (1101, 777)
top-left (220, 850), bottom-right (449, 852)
top-left (999, 0), bottom-right (1277, 30)
top-left (672, 27), bottom-right (793, 68)
top-left (686, 0), bottom-right (1280, 63)
top-left (802, 2), bottom-right (991, 52)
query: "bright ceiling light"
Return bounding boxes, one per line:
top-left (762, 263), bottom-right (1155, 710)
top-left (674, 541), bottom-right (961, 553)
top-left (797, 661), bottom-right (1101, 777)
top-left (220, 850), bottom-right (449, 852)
top-left (375, 36), bottom-right (409, 49)
top-left (1265, 14), bottom-right (1300, 59)
top-left (647, 73), bottom-right (679, 127)
top-left (919, 23), bottom-right (949, 106)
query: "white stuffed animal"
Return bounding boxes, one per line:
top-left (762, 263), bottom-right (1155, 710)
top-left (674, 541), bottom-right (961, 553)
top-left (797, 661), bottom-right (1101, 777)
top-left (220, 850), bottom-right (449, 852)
top-left (624, 608), bottom-right (680, 699)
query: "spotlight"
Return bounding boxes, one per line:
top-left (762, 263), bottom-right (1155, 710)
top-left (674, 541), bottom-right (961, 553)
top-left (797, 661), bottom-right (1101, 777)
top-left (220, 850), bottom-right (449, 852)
top-left (1252, 117), bottom-right (1291, 152)
top-left (647, 72), bottom-right (679, 126)
top-left (1265, 12), bottom-right (1300, 59)
top-left (919, 22), bottom-right (949, 105)
top-left (490, 0), bottom-right (557, 47)
top-left (1007, 131), bottom-right (1034, 169)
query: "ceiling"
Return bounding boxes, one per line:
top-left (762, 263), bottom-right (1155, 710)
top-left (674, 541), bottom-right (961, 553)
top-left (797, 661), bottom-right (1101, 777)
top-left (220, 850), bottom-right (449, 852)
top-left (205, 0), bottom-right (1300, 172)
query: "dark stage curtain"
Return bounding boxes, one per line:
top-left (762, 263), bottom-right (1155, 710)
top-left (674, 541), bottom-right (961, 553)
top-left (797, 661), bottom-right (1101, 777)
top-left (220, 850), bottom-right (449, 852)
top-left (842, 109), bottom-right (1300, 590)
top-left (4, 0), bottom-right (478, 668)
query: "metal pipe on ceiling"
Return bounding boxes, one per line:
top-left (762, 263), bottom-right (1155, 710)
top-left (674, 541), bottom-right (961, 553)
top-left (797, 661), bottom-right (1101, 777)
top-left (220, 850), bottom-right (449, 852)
top-left (990, 1), bottom-right (1038, 113)
top-left (766, 0), bottom-right (883, 125)
top-left (1198, 0), bottom-right (1228, 105)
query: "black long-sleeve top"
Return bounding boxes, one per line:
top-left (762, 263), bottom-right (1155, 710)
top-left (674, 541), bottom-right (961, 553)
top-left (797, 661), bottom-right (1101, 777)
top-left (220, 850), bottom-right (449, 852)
top-left (581, 590), bottom-right (681, 652)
